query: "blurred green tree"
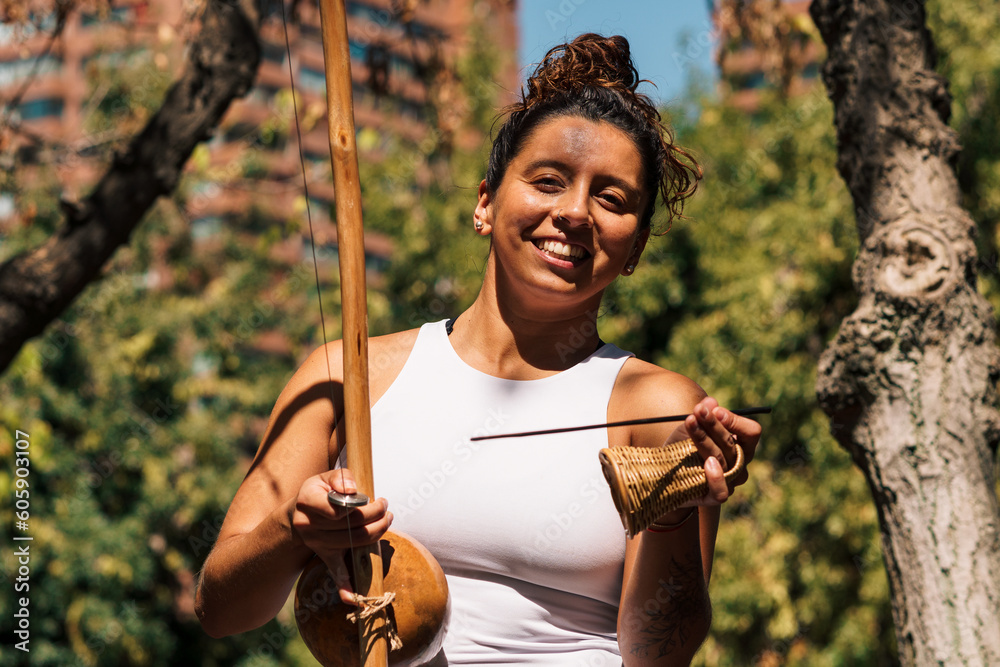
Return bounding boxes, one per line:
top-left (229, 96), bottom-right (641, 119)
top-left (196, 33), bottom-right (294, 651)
top-left (605, 87), bottom-right (897, 666)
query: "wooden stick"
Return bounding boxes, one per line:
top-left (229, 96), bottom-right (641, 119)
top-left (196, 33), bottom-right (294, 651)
top-left (317, 1), bottom-right (387, 664)
top-left (470, 406), bottom-right (772, 441)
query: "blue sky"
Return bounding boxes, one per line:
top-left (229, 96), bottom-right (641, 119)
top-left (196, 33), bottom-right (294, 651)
top-left (517, 1), bottom-right (718, 106)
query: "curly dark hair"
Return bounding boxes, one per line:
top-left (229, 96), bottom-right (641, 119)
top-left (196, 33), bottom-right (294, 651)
top-left (485, 34), bottom-right (701, 232)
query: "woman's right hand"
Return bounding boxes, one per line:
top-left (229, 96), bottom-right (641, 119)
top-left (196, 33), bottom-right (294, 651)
top-left (290, 468), bottom-right (393, 601)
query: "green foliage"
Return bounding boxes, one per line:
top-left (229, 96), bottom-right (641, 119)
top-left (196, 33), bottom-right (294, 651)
top-left (603, 89), bottom-right (896, 667)
top-left (926, 0), bottom-right (1000, 316)
top-left (83, 50), bottom-right (172, 142)
top-left (0, 196), bottom-right (330, 665)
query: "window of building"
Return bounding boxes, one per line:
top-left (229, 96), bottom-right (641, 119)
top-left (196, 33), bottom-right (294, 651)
top-left (302, 240), bottom-right (339, 265)
top-left (349, 40), bottom-right (368, 61)
top-left (307, 197), bottom-right (332, 218)
top-left (390, 54), bottom-right (415, 79)
top-left (0, 11), bottom-right (57, 42)
top-left (258, 0), bottom-right (285, 20)
top-left (304, 147), bottom-right (328, 163)
top-left (246, 83), bottom-right (280, 107)
top-left (17, 97), bottom-right (64, 120)
top-left (299, 21), bottom-right (322, 42)
top-left (346, 1), bottom-right (392, 27)
top-left (0, 54), bottom-right (61, 89)
top-left (261, 41), bottom-right (287, 65)
top-left (395, 96), bottom-right (425, 122)
top-left (731, 70), bottom-right (767, 90)
top-left (0, 193), bottom-right (15, 220)
top-left (191, 216), bottom-right (223, 240)
top-left (404, 20), bottom-right (445, 42)
top-left (81, 6), bottom-right (136, 26)
top-left (299, 65), bottom-right (326, 94)
top-left (365, 252), bottom-right (390, 273)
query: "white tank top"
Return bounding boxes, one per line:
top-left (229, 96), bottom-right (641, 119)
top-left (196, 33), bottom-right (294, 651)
top-left (371, 320), bottom-right (633, 665)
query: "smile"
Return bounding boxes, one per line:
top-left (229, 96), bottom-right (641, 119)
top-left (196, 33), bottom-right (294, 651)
top-left (533, 239), bottom-right (590, 263)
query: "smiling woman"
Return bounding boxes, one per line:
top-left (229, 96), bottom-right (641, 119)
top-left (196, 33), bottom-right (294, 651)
top-left (474, 115), bottom-right (650, 311)
top-left (196, 33), bottom-right (763, 666)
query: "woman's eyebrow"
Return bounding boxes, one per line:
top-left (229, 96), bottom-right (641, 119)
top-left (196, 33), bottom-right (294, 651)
top-left (522, 157), bottom-right (570, 174)
top-left (522, 158), bottom-right (642, 199)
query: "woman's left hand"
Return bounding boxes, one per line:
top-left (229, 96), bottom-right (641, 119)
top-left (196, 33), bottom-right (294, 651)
top-left (665, 396), bottom-right (761, 506)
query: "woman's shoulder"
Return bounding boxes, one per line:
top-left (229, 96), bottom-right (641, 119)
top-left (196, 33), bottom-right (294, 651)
top-left (300, 327), bottom-right (423, 403)
top-left (609, 358), bottom-right (707, 446)
top-left (616, 357), bottom-right (706, 407)
top-left (368, 328), bottom-right (422, 384)
top-left (302, 328), bottom-right (421, 372)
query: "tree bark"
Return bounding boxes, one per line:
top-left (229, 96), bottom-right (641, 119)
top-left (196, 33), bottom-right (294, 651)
top-left (0, 0), bottom-right (260, 374)
top-left (810, 0), bottom-right (1000, 664)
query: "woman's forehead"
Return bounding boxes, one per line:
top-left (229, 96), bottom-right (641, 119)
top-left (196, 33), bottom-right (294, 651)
top-left (525, 114), bottom-right (633, 145)
top-left (516, 116), bottom-right (643, 174)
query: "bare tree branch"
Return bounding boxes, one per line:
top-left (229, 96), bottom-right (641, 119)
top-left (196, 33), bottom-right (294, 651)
top-left (0, 0), bottom-right (261, 374)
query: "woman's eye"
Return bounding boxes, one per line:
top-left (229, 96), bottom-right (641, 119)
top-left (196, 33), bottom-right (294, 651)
top-left (535, 177), bottom-right (560, 187)
top-left (600, 193), bottom-right (625, 208)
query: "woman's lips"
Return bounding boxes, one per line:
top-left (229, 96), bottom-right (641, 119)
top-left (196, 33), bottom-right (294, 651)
top-left (532, 239), bottom-right (591, 266)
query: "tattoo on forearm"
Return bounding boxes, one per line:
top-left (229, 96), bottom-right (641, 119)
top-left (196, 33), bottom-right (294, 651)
top-left (626, 552), bottom-right (710, 660)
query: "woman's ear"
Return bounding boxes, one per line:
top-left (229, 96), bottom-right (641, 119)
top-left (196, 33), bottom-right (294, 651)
top-left (474, 180), bottom-right (493, 235)
top-left (622, 227), bottom-right (651, 276)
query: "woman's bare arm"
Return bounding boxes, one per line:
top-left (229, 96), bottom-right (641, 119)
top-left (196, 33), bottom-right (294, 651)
top-left (611, 362), bottom-right (761, 665)
top-left (195, 329), bottom-right (417, 638)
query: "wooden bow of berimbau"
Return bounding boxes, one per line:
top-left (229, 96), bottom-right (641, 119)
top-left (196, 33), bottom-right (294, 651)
top-left (291, 2), bottom-right (449, 665)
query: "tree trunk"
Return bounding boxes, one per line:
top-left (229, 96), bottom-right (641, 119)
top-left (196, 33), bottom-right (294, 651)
top-left (0, 0), bottom-right (260, 374)
top-left (810, 0), bottom-right (1000, 664)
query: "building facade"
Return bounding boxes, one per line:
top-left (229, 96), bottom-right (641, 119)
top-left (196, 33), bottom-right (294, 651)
top-left (711, 0), bottom-right (822, 110)
top-left (1, 0), bottom-right (519, 260)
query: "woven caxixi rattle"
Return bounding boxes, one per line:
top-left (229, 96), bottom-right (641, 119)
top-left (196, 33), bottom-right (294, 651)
top-left (470, 407), bottom-right (766, 538)
top-left (599, 439), bottom-right (746, 537)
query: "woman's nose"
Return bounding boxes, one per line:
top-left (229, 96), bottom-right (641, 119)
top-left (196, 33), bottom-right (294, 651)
top-left (554, 187), bottom-right (590, 227)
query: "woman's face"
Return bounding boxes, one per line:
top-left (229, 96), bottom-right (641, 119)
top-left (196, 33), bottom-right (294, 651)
top-left (475, 115), bottom-right (650, 312)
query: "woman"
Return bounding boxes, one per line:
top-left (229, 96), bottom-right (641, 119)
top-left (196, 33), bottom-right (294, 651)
top-left (196, 34), bottom-right (761, 665)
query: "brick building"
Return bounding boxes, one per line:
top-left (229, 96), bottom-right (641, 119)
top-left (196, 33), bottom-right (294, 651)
top-left (0, 0), bottom-right (519, 264)
top-left (711, 0), bottom-right (822, 110)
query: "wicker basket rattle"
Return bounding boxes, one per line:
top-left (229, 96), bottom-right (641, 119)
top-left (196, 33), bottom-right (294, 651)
top-left (599, 440), bottom-right (745, 537)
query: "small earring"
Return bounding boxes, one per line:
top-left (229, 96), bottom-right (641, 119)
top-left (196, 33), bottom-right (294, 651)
top-left (474, 218), bottom-right (484, 231)
top-left (625, 263), bottom-right (635, 274)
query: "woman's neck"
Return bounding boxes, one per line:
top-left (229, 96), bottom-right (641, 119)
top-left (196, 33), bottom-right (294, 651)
top-left (448, 272), bottom-right (605, 379)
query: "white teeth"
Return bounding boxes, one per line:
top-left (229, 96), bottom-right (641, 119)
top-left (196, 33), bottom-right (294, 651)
top-left (538, 239), bottom-right (586, 260)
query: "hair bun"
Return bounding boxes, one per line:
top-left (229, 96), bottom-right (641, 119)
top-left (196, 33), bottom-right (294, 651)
top-left (525, 33), bottom-right (644, 108)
